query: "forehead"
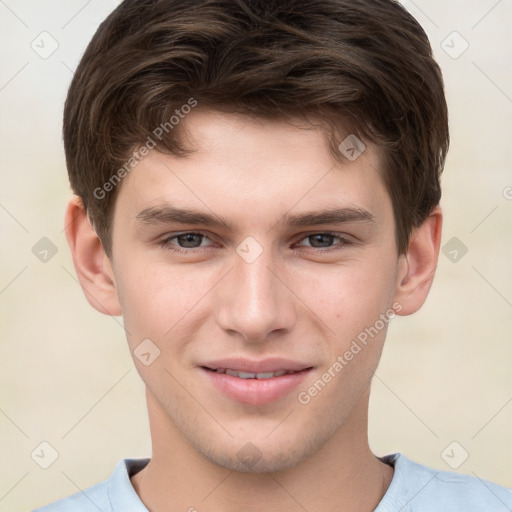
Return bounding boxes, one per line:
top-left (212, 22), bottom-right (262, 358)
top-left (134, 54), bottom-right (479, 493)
top-left (114, 109), bottom-right (390, 227)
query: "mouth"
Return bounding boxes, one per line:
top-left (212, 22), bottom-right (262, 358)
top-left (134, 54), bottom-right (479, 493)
top-left (202, 367), bottom-right (306, 380)
top-left (199, 358), bottom-right (313, 405)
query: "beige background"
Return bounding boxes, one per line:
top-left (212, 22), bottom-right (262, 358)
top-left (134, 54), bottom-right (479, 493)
top-left (1, 1), bottom-right (511, 510)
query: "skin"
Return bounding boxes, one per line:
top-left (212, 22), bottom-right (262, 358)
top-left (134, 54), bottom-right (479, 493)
top-left (66, 109), bottom-right (442, 512)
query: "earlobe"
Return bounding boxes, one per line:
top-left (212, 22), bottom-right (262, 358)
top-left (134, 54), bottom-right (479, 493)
top-left (393, 206), bottom-right (443, 316)
top-left (64, 195), bottom-right (122, 316)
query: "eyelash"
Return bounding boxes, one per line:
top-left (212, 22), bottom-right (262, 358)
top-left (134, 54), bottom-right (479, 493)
top-left (159, 231), bottom-right (353, 254)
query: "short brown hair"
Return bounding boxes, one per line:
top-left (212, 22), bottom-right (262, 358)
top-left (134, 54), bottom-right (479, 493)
top-left (63, 0), bottom-right (449, 256)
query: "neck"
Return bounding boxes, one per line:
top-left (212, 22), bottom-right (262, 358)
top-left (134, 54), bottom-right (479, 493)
top-left (131, 388), bottom-right (393, 512)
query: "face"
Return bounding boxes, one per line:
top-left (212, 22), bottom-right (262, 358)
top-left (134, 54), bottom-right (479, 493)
top-left (107, 110), bottom-right (405, 473)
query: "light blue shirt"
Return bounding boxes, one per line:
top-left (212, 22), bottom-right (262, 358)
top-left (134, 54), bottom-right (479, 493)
top-left (32, 453), bottom-right (512, 511)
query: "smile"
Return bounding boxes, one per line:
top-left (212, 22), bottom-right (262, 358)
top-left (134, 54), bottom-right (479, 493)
top-left (200, 361), bottom-right (313, 405)
top-left (209, 368), bottom-right (299, 379)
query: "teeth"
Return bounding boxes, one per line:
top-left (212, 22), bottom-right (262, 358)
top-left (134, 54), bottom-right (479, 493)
top-left (256, 371), bottom-right (277, 379)
top-left (239, 371), bottom-right (258, 379)
top-left (217, 368), bottom-right (292, 379)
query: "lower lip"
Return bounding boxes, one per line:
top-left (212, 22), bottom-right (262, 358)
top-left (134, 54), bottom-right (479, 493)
top-left (201, 367), bottom-right (312, 406)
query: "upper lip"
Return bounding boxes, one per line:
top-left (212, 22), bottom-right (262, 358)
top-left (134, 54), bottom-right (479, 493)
top-left (200, 357), bottom-right (313, 373)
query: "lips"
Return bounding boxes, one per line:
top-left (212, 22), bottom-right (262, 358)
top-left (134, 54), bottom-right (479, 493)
top-left (200, 357), bottom-right (313, 405)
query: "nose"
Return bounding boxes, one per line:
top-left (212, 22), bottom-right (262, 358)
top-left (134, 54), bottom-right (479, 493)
top-left (215, 245), bottom-right (297, 343)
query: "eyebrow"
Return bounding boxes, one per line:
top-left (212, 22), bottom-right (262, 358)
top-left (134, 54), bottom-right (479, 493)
top-left (134, 205), bottom-right (374, 230)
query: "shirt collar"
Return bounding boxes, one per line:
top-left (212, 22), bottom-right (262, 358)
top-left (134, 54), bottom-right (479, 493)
top-left (108, 457), bottom-right (150, 511)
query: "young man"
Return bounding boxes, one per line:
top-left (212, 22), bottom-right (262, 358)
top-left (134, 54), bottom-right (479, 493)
top-left (34, 0), bottom-right (511, 510)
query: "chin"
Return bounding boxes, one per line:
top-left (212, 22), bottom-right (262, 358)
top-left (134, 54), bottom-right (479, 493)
top-left (201, 443), bottom-right (313, 474)
top-left (186, 428), bottom-right (322, 474)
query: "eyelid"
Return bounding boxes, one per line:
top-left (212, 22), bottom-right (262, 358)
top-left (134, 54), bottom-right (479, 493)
top-left (294, 230), bottom-right (349, 241)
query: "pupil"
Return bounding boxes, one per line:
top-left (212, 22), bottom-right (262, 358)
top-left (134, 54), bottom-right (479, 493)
top-left (179, 233), bottom-right (202, 248)
top-left (310, 234), bottom-right (333, 248)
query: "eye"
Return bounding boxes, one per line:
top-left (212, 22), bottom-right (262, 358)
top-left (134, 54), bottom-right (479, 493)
top-left (295, 233), bottom-right (352, 251)
top-left (158, 231), bottom-right (353, 255)
top-left (160, 232), bottom-right (213, 252)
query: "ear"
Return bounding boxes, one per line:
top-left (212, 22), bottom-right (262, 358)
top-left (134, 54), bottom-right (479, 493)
top-left (64, 195), bottom-right (122, 316)
top-left (393, 206), bottom-right (442, 316)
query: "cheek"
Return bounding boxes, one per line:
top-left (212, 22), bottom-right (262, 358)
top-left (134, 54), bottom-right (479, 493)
top-left (296, 264), bottom-right (396, 411)
top-left (305, 258), bottom-right (397, 338)
top-left (114, 257), bottom-right (219, 348)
